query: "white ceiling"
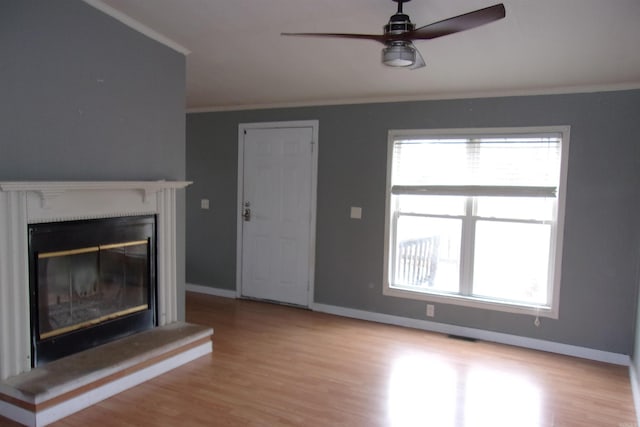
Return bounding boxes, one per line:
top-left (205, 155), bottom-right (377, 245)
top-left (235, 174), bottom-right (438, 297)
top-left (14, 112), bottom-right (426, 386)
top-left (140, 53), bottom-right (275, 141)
top-left (92, 0), bottom-right (640, 111)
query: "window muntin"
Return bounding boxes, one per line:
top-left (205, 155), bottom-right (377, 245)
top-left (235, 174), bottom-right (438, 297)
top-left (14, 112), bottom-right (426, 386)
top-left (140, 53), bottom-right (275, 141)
top-left (384, 128), bottom-right (567, 317)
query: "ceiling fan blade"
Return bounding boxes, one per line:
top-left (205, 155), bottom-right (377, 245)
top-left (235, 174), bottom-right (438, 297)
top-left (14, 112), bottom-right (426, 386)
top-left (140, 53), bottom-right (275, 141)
top-left (409, 44), bottom-right (426, 70)
top-left (408, 3), bottom-right (505, 40)
top-left (281, 32), bottom-right (387, 44)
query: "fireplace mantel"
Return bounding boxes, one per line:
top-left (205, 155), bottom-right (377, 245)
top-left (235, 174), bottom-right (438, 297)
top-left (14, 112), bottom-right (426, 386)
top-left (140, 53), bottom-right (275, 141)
top-left (0, 180), bottom-right (191, 380)
top-left (0, 181), bottom-right (190, 192)
top-left (0, 180), bottom-right (190, 213)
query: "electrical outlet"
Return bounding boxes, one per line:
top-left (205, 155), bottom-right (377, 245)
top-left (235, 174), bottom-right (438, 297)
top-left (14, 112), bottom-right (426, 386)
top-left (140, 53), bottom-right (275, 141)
top-left (426, 304), bottom-right (435, 317)
top-left (350, 206), bottom-right (362, 219)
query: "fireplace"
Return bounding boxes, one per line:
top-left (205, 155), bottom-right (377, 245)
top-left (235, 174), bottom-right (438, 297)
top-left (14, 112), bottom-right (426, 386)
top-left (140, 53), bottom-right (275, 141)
top-left (0, 180), bottom-right (191, 381)
top-left (28, 215), bottom-right (156, 366)
top-left (0, 181), bottom-right (216, 427)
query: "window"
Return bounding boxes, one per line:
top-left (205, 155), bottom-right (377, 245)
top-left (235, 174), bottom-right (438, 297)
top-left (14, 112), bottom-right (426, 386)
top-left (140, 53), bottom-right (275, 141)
top-left (383, 127), bottom-right (569, 318)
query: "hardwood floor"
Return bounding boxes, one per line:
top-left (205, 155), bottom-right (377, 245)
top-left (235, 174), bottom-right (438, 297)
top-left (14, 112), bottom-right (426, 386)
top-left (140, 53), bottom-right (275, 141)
top-left (2, 292), bottom-right (636, 426)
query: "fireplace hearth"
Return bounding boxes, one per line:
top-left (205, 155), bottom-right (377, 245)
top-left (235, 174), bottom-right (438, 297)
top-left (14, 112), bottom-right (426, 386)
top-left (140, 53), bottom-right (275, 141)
top-left (29, 215), bottom-right (157, 366)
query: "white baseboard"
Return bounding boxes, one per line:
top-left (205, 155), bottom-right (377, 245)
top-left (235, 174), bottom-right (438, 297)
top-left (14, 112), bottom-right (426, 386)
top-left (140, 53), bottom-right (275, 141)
top-left (184, 285), bottom-right (629, 366)
top-left (311, 302), bottom-right (630, 366)
top-left (186, 283), bottom-right (237, 299)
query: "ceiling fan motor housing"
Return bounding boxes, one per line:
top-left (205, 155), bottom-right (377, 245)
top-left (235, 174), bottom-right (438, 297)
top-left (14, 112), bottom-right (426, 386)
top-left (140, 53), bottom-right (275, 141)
top-left (384, 14), bottom-right (415, 38)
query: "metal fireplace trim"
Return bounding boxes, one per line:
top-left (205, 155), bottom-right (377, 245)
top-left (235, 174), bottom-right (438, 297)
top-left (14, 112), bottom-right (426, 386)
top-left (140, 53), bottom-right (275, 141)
top-left (39, 304), bottom-right (148, 340)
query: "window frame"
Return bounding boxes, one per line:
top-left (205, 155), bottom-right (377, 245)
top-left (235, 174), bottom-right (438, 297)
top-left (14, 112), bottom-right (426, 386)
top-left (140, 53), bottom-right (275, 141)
top-left (383, 127), bottom-right (570, 319)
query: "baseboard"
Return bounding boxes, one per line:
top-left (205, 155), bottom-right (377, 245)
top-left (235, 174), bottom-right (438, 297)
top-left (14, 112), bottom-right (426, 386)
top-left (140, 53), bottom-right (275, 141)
top-left (184, 285), bottom-right (629, 366)
top-left (311, 302), bottom-right (630, 366)
top-left (186, 283), bottom-right (237, 299)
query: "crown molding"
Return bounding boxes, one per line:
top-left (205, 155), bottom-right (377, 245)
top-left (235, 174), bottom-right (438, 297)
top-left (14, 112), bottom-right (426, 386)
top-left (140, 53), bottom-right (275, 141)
top-left (83, 0), bottom-right (190, 55)
top-left (186, 82), bottom-right (640, 113)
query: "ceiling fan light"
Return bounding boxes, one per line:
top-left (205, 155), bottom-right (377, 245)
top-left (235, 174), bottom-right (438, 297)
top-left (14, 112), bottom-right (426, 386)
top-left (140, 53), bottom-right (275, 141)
top-left (382, 44), bottom-right (415, 67)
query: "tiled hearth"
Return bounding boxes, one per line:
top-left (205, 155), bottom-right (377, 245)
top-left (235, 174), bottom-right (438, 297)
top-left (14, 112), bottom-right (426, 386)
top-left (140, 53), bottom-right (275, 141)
top-left (0, 181), bottom-right (213, 426)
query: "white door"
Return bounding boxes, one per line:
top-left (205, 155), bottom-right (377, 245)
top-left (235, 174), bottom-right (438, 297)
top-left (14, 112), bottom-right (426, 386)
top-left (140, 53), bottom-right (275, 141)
top-left (238, 122), bottom-right (317, 306)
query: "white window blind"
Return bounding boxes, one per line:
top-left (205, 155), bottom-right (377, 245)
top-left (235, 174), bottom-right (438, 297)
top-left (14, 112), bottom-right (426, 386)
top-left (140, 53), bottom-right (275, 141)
top-left (391, 136), bottom-right (561, 197)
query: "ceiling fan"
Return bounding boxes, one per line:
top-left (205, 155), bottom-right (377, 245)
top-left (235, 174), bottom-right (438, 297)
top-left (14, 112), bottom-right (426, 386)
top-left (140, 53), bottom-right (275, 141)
top-left (282, 1), bottom-right (505, 69)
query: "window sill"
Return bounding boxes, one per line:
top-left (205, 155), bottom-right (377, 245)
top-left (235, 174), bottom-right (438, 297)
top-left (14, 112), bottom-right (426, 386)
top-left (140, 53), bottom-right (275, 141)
top-left (383, 285), bottom-right (558, 319)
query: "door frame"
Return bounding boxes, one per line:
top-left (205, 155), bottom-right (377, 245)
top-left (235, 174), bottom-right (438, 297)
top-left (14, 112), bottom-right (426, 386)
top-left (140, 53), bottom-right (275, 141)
top-left (236, 120), bottom-right (319, 307)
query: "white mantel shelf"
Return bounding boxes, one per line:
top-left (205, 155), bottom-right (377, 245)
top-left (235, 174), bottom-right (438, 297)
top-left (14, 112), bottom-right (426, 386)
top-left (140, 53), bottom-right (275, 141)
top-left (0, 181), bottom-right (191, 222)
top-left (0, 181), bottom-right (192, 208)
top-left (0, 180), bottom-right (192, 190)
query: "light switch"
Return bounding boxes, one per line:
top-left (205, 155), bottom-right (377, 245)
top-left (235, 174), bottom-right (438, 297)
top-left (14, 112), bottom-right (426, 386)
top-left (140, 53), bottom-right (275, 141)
top-left (350, 206), bottom-right (362, 219)
top-left (200, 199), bottom-right (210, 210)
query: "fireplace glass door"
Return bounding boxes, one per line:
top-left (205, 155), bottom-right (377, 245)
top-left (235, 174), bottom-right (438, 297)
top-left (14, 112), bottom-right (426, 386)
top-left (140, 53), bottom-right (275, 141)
top-left (29, 215), bottom-right (156, 365)
top-left (37, 240), bottom-right (149, 340)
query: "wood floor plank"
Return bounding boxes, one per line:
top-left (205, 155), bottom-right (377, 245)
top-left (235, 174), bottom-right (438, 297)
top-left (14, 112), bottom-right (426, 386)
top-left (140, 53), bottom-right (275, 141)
top-left (2, 292), bottom-right (636, 426)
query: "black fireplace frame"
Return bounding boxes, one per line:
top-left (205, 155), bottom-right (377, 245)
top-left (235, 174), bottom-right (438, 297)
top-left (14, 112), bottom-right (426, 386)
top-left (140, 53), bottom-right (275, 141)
top-left (28, 215), bottom-right (157, 366)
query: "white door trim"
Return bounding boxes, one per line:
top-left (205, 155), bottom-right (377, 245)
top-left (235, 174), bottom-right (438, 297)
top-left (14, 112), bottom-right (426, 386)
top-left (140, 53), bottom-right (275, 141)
top-left (236, 120), bottom-right (319, 307)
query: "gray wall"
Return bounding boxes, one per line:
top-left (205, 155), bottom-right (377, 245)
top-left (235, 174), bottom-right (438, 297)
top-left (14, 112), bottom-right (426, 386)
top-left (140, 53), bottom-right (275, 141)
top-left (187, 89), bottom-right (640, 355)
top-left (1, 1), bottom-right (187, 318)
